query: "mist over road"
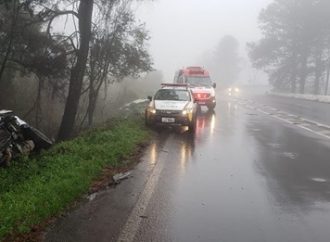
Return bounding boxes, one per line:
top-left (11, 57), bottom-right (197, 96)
top-left (45, 96), bottom-right (330, 242)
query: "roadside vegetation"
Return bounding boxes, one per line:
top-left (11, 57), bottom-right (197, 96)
top-left (0, 118), bottom-right (150, 240)
top-left (0, 0), bottom-right (153, 139)
top-left (0, 0), bottom-right (157, 239)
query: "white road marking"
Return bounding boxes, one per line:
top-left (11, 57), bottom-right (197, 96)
top-left (117, 146), bottom-right (168, 242)
top-left (310, 177), bottom-right (327, 183)
top-left (243, 101), bottom-right (330, 140)
top-left (295, 124), bottom-right (330, 139)
top-left (300, 118), bottom-right (330, 130)
top-left (281, 152), bottom-right (298, 159)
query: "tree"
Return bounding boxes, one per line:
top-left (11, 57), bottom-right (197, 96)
top-left (248, 0), bottom-right (330, 94)
top-left (0, 0), bottom-right (69, 116)
top-left (55, 0), bottom-right (94, 140)
top-left (83, 8), bottom-right (152, 126)
top-left (41, 0), bottom-right (151, 140)
top-left (209, 35), bottom-right (240, 86)
top-left (0, 0), bottom-right (152, 138)
top-left (0, 0), bottom-right (67, 82)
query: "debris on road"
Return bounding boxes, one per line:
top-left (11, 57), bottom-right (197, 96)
top-left (88, 193), bottom-right (97, 201)
top-left (112, 171), bottom-right (132, 184)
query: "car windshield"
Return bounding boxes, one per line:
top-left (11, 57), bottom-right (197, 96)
top-left (154, 89), bottom-right (190, 101)
top-left (186, 76), bottom-right (212, 87)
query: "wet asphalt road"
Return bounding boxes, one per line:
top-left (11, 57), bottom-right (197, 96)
top-left (251, 95), bottom-right (330, 126)
top-left (45, 96), bottom-right (330, 242)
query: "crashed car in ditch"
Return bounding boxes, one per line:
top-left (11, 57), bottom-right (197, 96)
top-left (0, 110), bottom-right (53, 167)
top-left (145, 83), bottom-right (198, 131)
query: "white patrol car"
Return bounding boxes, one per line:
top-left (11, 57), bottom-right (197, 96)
top-left (145, 84), bottom-right (198, 131)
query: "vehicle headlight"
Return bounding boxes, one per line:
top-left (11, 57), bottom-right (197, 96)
top-left (148, 107), bottom-right (156, 114)
top-left (182, 108), bottom-right (193, 115)
top-left (228, 88), bottom-right (232, 92)
top-left (235, 88), bottom-right (240, 92)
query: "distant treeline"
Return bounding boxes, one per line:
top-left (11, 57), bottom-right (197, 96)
top-left (249, 0), bottom-right (330, 95)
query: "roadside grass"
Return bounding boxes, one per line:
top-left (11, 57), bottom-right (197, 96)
top-left (0, 119), bottom-right (150, 240)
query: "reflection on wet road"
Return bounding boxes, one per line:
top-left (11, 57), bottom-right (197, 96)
top-left (131, 100), bottom-right (330, 242)
top-left (45, 98), bottom-right (330, 242)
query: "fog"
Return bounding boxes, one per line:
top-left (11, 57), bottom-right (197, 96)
top-left (136, 0), bottom-right (272, 82)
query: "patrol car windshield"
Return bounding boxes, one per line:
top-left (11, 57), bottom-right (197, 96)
top-left (186, 76), bottom-right (212, 87)
top-left (154, 89), bottom-right (190, 101)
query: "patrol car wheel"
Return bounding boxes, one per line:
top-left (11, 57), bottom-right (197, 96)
top-left (145, 112), bottom-right (154, 127)
top-left (188, 115), bottom-right (197, 132)
top-left (144, 112), bottom-right (151, 127)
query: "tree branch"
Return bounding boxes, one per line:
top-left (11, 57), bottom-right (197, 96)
top-left (46, 10), bottom-right (79, 38)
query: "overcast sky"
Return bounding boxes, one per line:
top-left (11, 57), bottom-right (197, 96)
top-left (136, 0), bottom-right (272, 81)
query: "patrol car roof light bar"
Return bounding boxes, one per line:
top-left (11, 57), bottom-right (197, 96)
top-left (161, 83), bottom-right (189, 89)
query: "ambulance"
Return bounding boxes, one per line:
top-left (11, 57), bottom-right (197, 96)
top-left (174, 66), bottom-right (216, 110)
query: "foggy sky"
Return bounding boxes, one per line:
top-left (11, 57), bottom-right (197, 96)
top-left (136, 0), bottom-right (272, 81)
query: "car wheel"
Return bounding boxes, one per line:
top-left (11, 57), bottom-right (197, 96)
top-left (188, 116), bottom-right (197, 132)
top-left (196, 105), bottom-right (202, 114)
top-left (144, 112), bottom-right (150, 126)
top-left (207, 104), bottom-right (216, 111)
top-left (145, 112), bottom-right (153, 127)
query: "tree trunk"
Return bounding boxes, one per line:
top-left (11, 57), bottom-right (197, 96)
top-left (57, 0), bottom-right (94, 140)
top-left (88, 79), bottom-right (96, 127)
top-left (290, 70), bottom-right (297, 93)
top-left (325, 62), bottom-right (330, 95)
top-left (289, 52), bottom-right (298, 93)
top-left (313, 52), bottom-right (322, 95)
top-left (313, 74), bottom-right (321, 95)
top-left (87, 77), bottom-right (105, 127)
top-left (35, 78), bottom-right (43, 128)
top-left (0, 0), bottom-right (18, 82)
top-left (325, 50), bottom-right (330, 95)
top-left (299, 54), bottom-right (308, 94)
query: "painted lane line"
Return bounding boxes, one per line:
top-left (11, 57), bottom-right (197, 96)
top-left (117, 147), bottom-right (167, 242)
top-left (296, 124), bottom-right (330, 139)
top-left (246, 98), bottom-right (330, 130)
top-left (300, 118), bottom-right (330, 130)
top-left (256, 107), bottom-right (330, 140)
top-left (272, 109), bottom-right (330, 130)
top-left (240, 99), bottom-right (330, 140)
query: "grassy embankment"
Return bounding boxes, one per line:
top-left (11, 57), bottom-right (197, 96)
top-left (0, 119), bottom-right (150, 240)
